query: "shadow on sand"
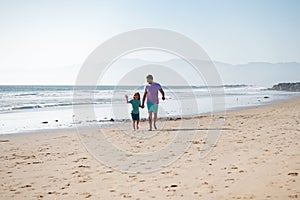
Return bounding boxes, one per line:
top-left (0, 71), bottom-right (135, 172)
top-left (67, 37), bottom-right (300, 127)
top-left (159, 128), bottom-right (233, 131)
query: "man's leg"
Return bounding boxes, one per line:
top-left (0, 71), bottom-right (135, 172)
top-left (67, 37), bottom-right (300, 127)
top-left (153, 104), bottom-right (158, 129)
top-left (153, 113), bottom-right (157, 129)
top-left (148, 112), bottom-right (153, 131)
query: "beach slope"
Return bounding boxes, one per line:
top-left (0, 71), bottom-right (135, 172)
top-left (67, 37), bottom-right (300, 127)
top-left (0, 97), bottom-right (299, 199)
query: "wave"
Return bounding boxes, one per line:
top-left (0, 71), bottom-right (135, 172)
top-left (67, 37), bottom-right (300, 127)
top-left (7, 101), bottom-right (111, 112)
top-left (0, 85), bottom-right (270, 114)
top-left (12, 105), bottom-right (43, 110)
top-left (15, 93), bottom-right (38, 97)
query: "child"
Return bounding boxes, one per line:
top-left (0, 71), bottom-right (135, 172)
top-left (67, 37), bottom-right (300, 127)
top-left (125, 92), bottom-right (141, 130)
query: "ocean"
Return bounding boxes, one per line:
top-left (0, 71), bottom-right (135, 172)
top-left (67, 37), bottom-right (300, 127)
top-left (0, 85), bottom-right (299, 134)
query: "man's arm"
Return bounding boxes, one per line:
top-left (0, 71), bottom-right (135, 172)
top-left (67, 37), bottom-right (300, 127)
top-left (159, 88), bottom-right (165, 100)
top-left (142, 89), bottom-right (147, 108)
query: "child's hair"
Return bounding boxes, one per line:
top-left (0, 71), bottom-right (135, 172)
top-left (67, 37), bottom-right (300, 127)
top-left (133, 92), bottom-right (140, 100)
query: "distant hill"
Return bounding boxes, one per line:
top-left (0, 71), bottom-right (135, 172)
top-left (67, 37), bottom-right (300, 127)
top-left (214, 61), bottom-right (300, 86)
top-left (10, 58), bottom-right (297, 86)
top-left (269, 82), bottom-right (300, 92)
top-left (99, 59), bottom-right (300, 87)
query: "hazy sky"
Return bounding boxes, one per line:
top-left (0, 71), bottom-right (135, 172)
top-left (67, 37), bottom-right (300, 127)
top-left (0, 0), bottom-right (299, 85)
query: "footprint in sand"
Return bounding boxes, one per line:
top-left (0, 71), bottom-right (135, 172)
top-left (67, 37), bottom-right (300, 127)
top-left (73, 157), bottom-right (88, 163)
top-left (20, 184), bottom-right (32, 188)
top-left (120, 193), bottom-right (132, 198)
top-left (287, 172), bottom-right (298, 176)
top-left (224, 178), bottom-right (235, 182)
top-left (78, 165), bottom-right (90, 168)
top-left (60, 183), bottom-right (70, 190)
top-left (288, 194), bottom-right (298, 198)
top-left (80, 192), bottom-right (92, 198)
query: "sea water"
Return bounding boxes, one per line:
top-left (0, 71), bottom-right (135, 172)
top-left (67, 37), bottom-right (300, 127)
top-left (0, 85), bottom-right (299, 134)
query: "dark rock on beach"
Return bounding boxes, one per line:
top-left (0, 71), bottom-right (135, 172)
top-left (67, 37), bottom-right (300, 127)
top-left (269, 82), bottom-right (300, 92)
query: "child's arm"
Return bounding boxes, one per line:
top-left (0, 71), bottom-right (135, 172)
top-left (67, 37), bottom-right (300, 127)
top-left (125, 95), bottom-right (129, 103)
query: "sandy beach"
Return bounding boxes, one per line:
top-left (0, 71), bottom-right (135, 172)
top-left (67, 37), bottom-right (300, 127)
top-left (0, 97), bottom-right (299, 200)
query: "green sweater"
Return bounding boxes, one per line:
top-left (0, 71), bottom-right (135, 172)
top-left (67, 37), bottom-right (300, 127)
top-left (129, 99), bottom-right (140, 114)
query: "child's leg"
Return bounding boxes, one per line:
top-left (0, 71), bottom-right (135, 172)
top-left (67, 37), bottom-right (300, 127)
top-left (136, 120), bottom-right (139, 129)
top-left (132, 120), bottom-right (136, 130)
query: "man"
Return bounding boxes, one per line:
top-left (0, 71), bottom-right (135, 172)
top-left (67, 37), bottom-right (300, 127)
top-left (141, 74), bottom-right (165, 131)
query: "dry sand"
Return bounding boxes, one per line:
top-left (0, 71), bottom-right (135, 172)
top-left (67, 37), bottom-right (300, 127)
top-left (0, 97), bottom-right (299, 199)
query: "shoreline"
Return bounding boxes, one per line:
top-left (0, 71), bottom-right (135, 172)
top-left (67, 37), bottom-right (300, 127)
top-left (1, 95), bottom-right (299, 136)
top-left (1, 84), bottom-right (299, 135)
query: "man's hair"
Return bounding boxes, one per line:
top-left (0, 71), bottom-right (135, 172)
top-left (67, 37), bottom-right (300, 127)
top-left (146, 74), bottom-right (153, 80)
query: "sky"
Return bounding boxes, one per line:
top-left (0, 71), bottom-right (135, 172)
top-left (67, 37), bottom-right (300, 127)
top-left (0, 0), bottom-right (299, 85)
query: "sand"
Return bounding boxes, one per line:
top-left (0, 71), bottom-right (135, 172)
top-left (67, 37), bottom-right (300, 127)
top-left (0, 97), bottom-right (299, 199)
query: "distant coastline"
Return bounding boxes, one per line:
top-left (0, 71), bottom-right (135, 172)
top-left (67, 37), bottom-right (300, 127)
top-left (269, 82), bottom-right (300, 92)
